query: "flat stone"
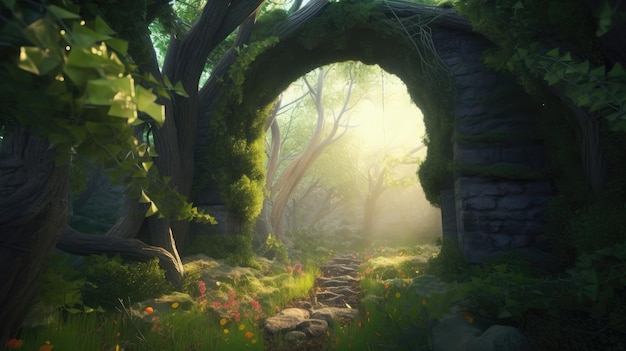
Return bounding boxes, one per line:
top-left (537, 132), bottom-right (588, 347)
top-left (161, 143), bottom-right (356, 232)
top-left (317, 276), bottom-right (359, 287)
top-left (264, 315), bottom-right (304, 334)
top-left (264, 308), bottom-right (310, 334)
top-left (310, 307), bottom-right (359, 326)
top-left (297, 319), bottom-right (329, 337)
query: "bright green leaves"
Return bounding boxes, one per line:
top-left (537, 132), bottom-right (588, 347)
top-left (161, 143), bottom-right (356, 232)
top-left (7, 2), bottom-right (211, 223)
top-left (136, 86), bottom-right (165, 126)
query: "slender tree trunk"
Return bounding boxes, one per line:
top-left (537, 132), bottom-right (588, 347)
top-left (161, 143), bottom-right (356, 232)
top-left (0, 127), bottom-right (69, 342)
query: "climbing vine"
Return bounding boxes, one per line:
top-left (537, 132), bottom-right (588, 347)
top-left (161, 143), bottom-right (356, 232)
top-left (0, 1), bottom-right (212, 223)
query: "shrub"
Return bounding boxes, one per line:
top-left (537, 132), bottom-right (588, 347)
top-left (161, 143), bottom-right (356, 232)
top-left (80, 254), bottom-right (173, 310)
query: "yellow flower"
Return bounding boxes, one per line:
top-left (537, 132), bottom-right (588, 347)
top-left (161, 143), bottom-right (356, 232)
top-left (223, 328), bottom-right (229, 334)
top-left (395, 292), bottom-right (401, 298)
top-left (171, 302), bottom-right (179, 309)
top-left (39, 341), bottom-right (53, 351)
top-left (238, 324), bottom-right (246, 331)
top-left (219, 318), bottom-right (227, 326)
top-left (251, 339), bottom-right (257, 344)
top-left (115, 345), bottom-right (120, 351)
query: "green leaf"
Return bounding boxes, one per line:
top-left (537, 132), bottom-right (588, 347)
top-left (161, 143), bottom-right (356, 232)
top-left (84, 76), bottom-right (134, 106)
top-left (71, 22), bottom-right (112, 47)
top-left (146, 202), bottom-right (159, 217)
top-left (546, 48), bottom-right (560, 58)
top-left (18, 47), bottom-right (43, 74)
top-left (608, 63), bottom-right (625, 78)
top-left (108, 97), bottom-right (137, 119)
top-left (22, 18), bottom-right (56, 47)
top-left (544, 72), bottom-right (560, 85)
top-left (94, 16), bottom-right (117, 36)
top-left (136, 86), bottom-right (165, 126)
top-left (559, 52), bottom-right (572, 62)
top-left (590, 65), bottom-right (606, 76)
top-left (106, 38), bottom-right (129, 56)
top-left (142, 161), bottom-right (153, 172)
top-left (173, 81), bottom-right (189, 97)
top-left (139, 190), bottom-right (151, 203)
top-left (47, 5), bottom-right (80, 19)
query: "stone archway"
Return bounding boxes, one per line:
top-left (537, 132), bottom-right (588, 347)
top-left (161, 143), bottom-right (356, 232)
top-left (195, 1), bottom-right (553, 262)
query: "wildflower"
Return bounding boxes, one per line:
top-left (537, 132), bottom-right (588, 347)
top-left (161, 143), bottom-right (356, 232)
top-left (238, 324), bottom-right (246, 331)
top-left (251, 339), bottom-right (258, 344)
top-left (115, 345), bottom-right (120, 351)
top-left (250, 299), bottom-right (262, 313)
top-left (223, 328), bottom-right (229, 334)
top-left (171, 302), bottom-right (179, 309)
top-left (234, 312), bottom-right (241, 322)
top-left (219, 318), bottom-right (228, 326)
top-left (245, 331), bottom-right (254, 339)
top-left (365, 310), bottom-right (370, 317)
top-left (421, 299), bottom-right (427, 306)
top-left (144, 306), bottom-right (154, 314)
top-left (357, 321), bottom-right (363, 328)
top-left (197, 280), bottom-right (207, 298)
top-left (384, 282), bottom-right (390, 289)
top-left (6, 339), bottom-right (23, 349)
top-left (395, 292), bottom-right (401, 298)
top-left (39, 341), bottom-right (53, 351)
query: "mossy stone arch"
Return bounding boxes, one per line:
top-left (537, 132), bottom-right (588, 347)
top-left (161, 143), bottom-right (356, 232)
top-left (195, 1), bottom-right (554, 262)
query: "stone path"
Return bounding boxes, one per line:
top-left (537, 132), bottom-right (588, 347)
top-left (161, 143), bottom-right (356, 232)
top-left (263, 255), bottom-right (362, 350)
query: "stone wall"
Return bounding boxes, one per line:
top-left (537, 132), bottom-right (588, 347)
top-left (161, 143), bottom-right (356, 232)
top-left (433, 28), bottom-right (554, 261)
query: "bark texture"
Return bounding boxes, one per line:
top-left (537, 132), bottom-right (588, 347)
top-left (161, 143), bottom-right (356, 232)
top-left (0, 127), bottom-right (69, 342)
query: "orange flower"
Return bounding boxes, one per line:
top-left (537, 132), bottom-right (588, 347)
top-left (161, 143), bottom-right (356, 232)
top-left (461, 312), bottom-right (474, 324)
top-left (384, 282), bottom-right (390, 289)
top-left (144, 306), bottom-right (154, 314)
top-left (6, 339), bottom-right (23, 349)
top-left (245, 331), bottom-right (254, 339)
top-left (357, 321), bottom-right (363, 328)
top-left (39, 341), bottom-right (53, 351)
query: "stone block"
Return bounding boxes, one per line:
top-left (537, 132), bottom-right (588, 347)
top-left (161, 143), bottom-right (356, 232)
top-left (498, 195), bottom-right (533, 210)
top-left (465, 196), bottom-right (497, 210)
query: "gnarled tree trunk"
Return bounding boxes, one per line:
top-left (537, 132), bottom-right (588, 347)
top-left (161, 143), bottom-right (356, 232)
top-left (0, 127), bottom-right (69, 343)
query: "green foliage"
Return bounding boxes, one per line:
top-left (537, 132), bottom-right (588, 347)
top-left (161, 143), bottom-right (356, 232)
top-left (298, 0), bottom-right (378, 49)
top-left (256, 234), bottom-right (290, 264)
top-left (1, 1), bottom-right (212, 224)
top-left (423, 237), bottom-right (472, 281)
top-left (454, 0), bottom-right (626, 129)
top-left (36, 253), bottom-right (90, 313)
top-left (186, 234), bottom-right (259, 268)
top-left (80, 254), bottom-right (173, 310)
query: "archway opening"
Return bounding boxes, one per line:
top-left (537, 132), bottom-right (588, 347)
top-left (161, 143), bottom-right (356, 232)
top-left (261, 61), bottom-right (442, 248)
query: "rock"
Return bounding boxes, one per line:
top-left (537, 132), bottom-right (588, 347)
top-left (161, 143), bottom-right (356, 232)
top-left (432, 315), bottom-right (483, 351)
top-left (284, 331), bottom-right (307, 345)
top-left (317, 275), bottom-right (359, 287)
top-left (464, 325), bottom-right (528, 351)
top-left (297, 319), bottom-right (329, 337)
top-left (264, 315), bottom-right (304, 334)
top-left (264, 308), bottom-right (310, 334)
top-left (310, 307), bottom-right (358, 326)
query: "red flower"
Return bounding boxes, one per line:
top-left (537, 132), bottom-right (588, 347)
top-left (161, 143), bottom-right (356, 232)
top-left (6, 339), bottom-right (23, 349)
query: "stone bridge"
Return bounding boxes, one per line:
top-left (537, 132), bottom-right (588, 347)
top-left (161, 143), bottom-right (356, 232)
top-left (195, 1), bottom-right (554, 262)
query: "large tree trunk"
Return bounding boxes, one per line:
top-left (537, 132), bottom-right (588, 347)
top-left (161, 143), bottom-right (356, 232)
top-left (58, 1), bottom-right (265, 287)
top-left (0, 127), bottom-right (69, 342)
